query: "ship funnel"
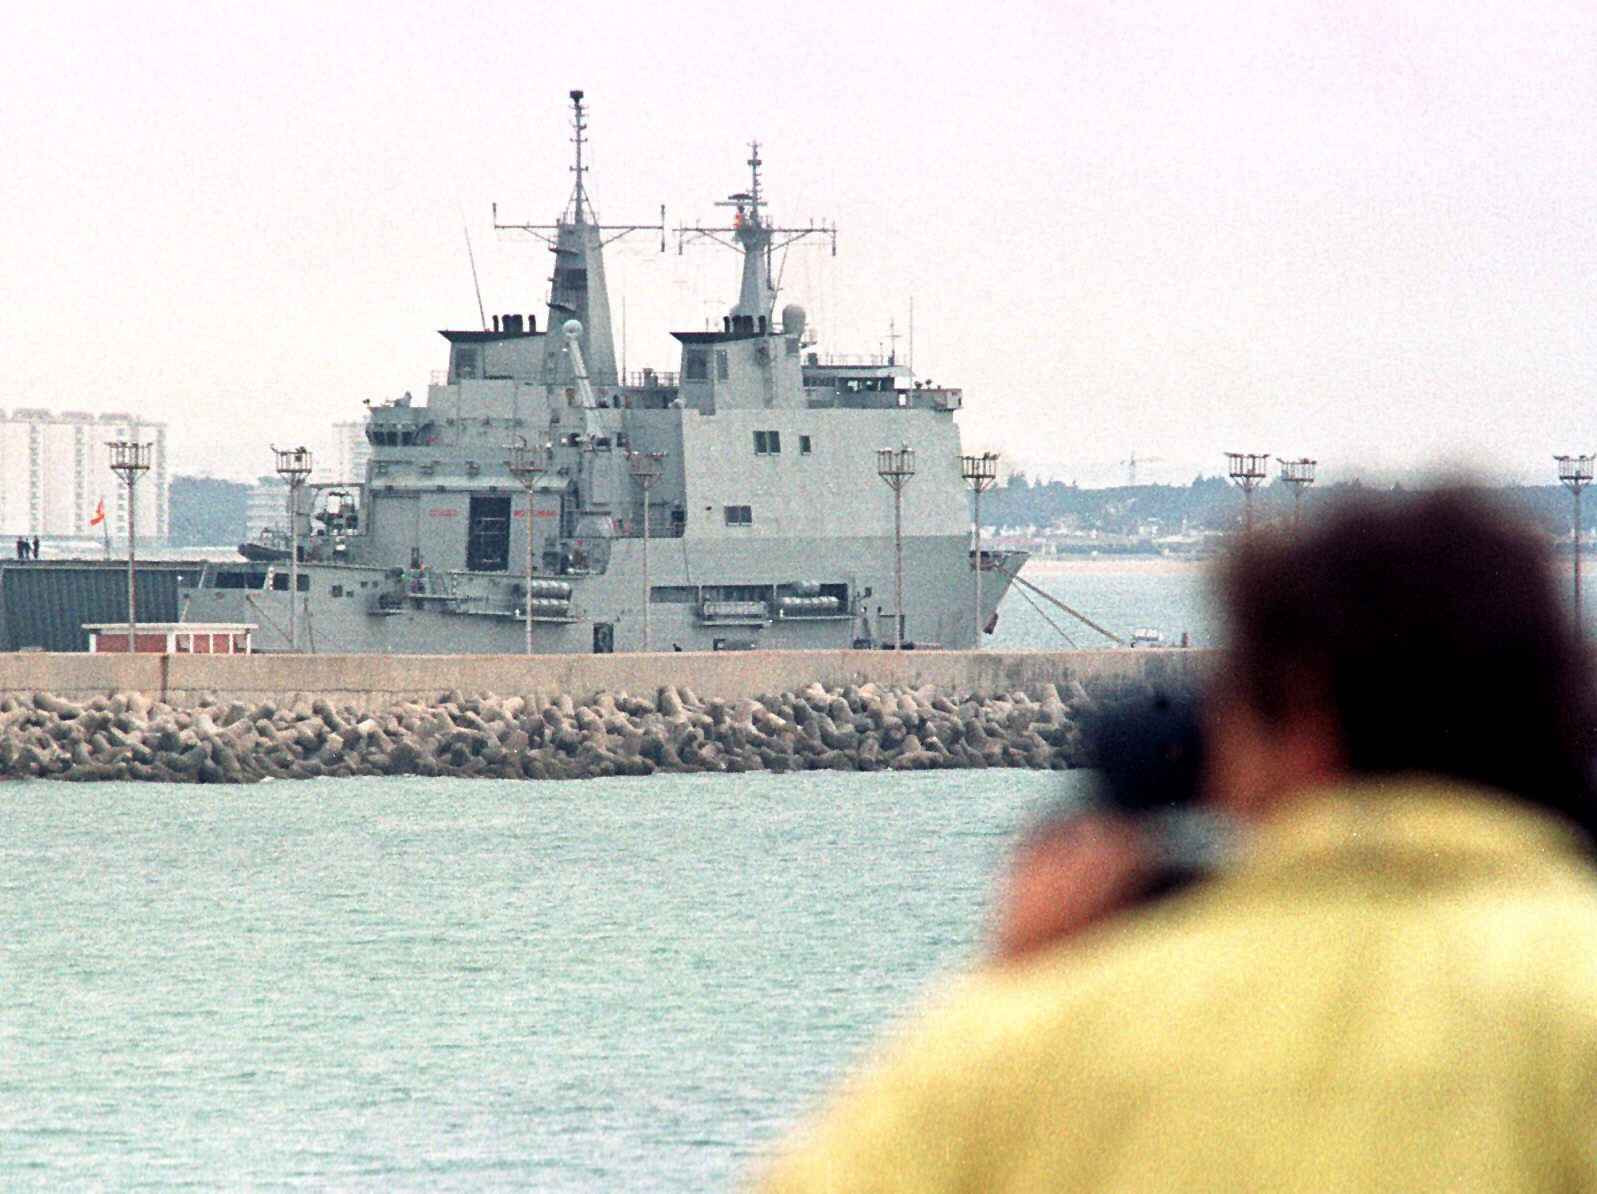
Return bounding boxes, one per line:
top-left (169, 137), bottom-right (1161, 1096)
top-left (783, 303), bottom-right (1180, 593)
top-left (782, 304), bottom-right (806, 339)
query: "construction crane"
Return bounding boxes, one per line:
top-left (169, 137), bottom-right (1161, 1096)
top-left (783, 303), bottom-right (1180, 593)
top-left (1119, 450), bottom-right (1165, 487)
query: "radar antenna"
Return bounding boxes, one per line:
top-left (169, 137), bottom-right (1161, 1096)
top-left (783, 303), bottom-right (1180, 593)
top-left (569, 87), bottom-right (592, 224)
top-left (675, 140), bottom-right (836, 319)
top-left (491, 90), bottom-right (667, 250)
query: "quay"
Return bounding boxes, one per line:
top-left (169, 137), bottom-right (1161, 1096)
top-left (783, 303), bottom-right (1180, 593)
top-left (0, 648), bottom-right (1205, 707)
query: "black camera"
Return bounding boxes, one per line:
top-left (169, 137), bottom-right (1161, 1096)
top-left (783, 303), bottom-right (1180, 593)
top-left (1076, 684), bottom-right (1231, 887)
top-left (1082, 685), bottom-right (1204, 814)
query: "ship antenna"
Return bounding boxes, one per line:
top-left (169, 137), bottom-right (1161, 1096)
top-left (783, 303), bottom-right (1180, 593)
top-left (463, 219), bottom-right (487, 331)
top-left (747, 139), bottom-right (763, 227)
top-left (676, 141), bottom-right (837, 319)
top-left (496, 91), bottom-right (665, 249)
top-left (568, 88), bottom-right (591, 224)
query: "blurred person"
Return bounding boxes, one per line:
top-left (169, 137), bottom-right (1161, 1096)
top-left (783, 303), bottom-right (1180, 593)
top-left (995, 686), bottom-right (1218, 965)
top-left (755, 487), bottom-right (1597, 1192)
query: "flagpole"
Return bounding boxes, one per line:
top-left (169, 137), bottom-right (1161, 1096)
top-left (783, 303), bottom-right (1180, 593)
top-left (94, 497), bottom-right (109, 560)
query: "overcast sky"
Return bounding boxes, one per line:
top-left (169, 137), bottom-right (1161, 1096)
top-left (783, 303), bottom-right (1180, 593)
top-left (2, 0), bottom-right (1593, 486)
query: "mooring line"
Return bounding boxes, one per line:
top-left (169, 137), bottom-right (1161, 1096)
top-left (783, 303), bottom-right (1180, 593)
top-left (990, 564), bottom-right (1126, 646)
top-left (1011, 579), bottom-right (1079, 648)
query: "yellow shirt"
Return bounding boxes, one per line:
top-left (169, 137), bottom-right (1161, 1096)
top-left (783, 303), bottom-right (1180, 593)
top-left (756, 779), bottom-right (1597, 1192)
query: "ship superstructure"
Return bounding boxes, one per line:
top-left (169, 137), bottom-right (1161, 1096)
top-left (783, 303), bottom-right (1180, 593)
top-left (184, 92), bottom-right (1025, 653)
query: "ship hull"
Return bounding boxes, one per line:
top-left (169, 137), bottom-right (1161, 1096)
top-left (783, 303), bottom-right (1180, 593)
top-left (183, 538), bottom-right (1028, 654)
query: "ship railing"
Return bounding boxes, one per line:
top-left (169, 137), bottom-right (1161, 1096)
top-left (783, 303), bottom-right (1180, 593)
top-left (803, 353), bottom-right (896, 368)
top-left (406, 570), bottom-right (462, 600)
top-left (622, 370), bottom-right (681, 389)
top-left (612, 511), bottom-right (687, 540)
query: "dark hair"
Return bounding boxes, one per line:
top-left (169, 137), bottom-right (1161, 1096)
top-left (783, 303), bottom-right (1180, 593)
top-left (1216, 485), bottom-right (1597, 838)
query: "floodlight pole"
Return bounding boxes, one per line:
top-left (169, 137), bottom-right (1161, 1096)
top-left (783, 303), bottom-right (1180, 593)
top-left (1225, 452), bottom-right (1271, 534)
top-left (1279, 457), bottom-right (1317, 526)
top-left (1557, 454), bottom-right (1594, 625)
top-left (960, 452), bottom-right (999, 647)
top-left (627, 450), bottom-right (666, 652)
top-left (107, 441), bottom-right (152, 653)
top-left (273, 446), bottom-right (313, 653)
top-left (506, 441), bottom-right (552, 656)
top-left (876, 446), bottom-right (916, 649)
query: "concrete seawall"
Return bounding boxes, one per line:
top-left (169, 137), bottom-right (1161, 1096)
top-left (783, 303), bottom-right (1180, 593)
top-left (0, 649), bottom-right (1210, 707)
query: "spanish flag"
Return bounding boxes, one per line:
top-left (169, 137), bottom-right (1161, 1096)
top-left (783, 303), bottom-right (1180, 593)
top-left (89, 497), bottom-right (105, 526)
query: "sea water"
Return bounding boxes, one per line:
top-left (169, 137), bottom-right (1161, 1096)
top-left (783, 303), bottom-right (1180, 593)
top-left (988, 558), bottom-right (1215, 650)
top-left (1, 770), bottom-right (1074, 1191)
top-left (6, 555), bottom-right (1580, 1190)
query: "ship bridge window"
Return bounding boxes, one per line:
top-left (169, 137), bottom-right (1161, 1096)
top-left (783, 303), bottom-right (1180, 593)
top-left (271, 574), bottom-right (311, 592)
top-left (365, 424), bottom-right (424, 448)
top-left (684, 351), bottom-right (709, 381)
top-left (723, 505), bottom-right (752, 527)
top-left (214, 570), bottom-right (266, 590)
top-left (454, 347), bottom-right (481, 380)
top-left (753, 430), bottom-right (782, 455)
top-left (799, 435), bottom-right (812, 455)
top-left (829, 376), bottom-right (891, 394)
top-left (715, 350), bottom-right (729, 380)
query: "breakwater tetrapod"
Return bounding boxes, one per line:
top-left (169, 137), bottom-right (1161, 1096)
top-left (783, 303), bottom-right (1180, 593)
top-left (0, 649), bottom-right (1210, 783)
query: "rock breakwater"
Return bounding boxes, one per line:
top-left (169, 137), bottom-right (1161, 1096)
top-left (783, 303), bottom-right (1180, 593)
top-left (0, 681), bottom-right (1107, 783)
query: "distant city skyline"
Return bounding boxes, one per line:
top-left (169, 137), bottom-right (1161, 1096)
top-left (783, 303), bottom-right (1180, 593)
top-left (3, 1), bottom-right (1594, 485)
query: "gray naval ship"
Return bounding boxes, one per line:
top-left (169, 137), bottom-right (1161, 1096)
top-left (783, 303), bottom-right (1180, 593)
top-left (185, 92), bottom-right (1026, 654)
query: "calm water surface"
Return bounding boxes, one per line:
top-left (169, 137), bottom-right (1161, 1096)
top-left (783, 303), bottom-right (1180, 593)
top-left (992, 556), bottom-right (1597, 651)
top-left (990, 559), bottom-right (1215, 650)
top-left (2, 770), bottom-right (1071, 1191)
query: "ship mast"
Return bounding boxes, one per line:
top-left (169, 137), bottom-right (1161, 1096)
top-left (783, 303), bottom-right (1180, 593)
top-left (567, 87), bottom-right (593, 225)
top-left (677, 141), bottom-right (836, 322)
top-left (491, 90), bottom-right (665, 384)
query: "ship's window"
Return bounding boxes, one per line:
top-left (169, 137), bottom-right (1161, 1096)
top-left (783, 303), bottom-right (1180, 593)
top-left (715, 350), bottom-right (729, 381)
top-left (215, 570), bottom-right (266, 590)
top-left (754, 430), bottom-right (782, 455)
top-left (330, 585), bottom-right (344, 598)
top-left (723, 505), bottom-right (752, 527)
top-left (455, 347), bottom-right (481, 379)
top-left (271, 574), bottom-right (311, 592)
top-left (684, 351), bottom-right (708, 381)
top-left (799, 435), bottom-right (812, 455)
top-left (561, 268), bottom-right (588, 291)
